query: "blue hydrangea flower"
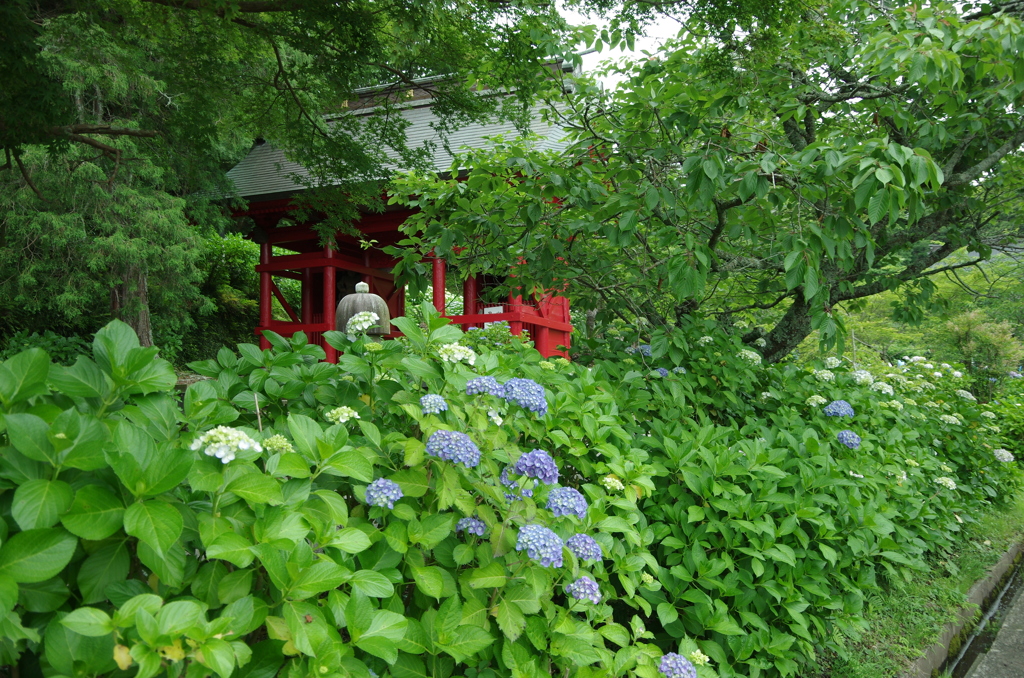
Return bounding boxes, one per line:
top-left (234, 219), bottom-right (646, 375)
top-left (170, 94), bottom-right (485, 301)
top-left (673, 366), bottom-right (687, 374)
top-left (465, 376), bottom-right (505, 396)
top-left (837, 430), bottom-right (861, 449)
top-left (365, 479), bottom-right (403, 509)
top-left (659, 653), bottom-right (697, 678)
top-left (655, 367), bottom-right (669, 377)
top-left (426, 430), bottom-right (481, 468)
top-left (420, 394), bottom-right (448, 415)
top-left (565, 576), bottom-right (601, 603)
top-left (515, 524), bottom-right (563, 567)
top-left (566, 534), bottom-right (602, 561)
top-left (639, 344), bottom-right (653, 357)
top-left (500, 465), bottom-right (534, 501)
top-left (823, 400), bottom-right (855, 417)
top-left (512, 449), bottom-right (559, 485)
top-left (456, 516), bottom-right (487, 537)
top-left (547, 486), bottom-right (588, 519)
top-left (502, 378), bottom-right (548, 415)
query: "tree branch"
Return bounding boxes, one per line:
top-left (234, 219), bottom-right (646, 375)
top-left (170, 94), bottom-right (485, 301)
top-left (138, 0), bottom-right (297, 14)
top-left (14, 153), bottom-right (46, 201)
top-left (946, 129), bottom-right (1024, 187)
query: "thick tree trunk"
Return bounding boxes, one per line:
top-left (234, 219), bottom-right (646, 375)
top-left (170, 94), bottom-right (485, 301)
top-left (110, 265), bottom-right (154, 346)
top-left (762, 296), bottom-right (813, 363)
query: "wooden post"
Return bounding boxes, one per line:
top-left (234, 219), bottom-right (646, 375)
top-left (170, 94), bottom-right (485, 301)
top-left (463, 275), bottom-right (478, 328)
top-left (301, 268), bottom-right (312, 324)
top-left (259, 242), bottom-right (272, 350)
top-left (324, 245), bottom-right (337, 363)
top-left (432, 257), bottom-right (446, 314)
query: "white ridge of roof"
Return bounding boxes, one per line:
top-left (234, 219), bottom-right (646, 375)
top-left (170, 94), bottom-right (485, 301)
top-left (227, 103), bottom-right (568, 199)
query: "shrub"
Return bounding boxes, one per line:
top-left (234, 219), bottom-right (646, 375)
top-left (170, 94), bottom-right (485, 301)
top-left (0, 329), bottom-right (91, 365)
top-left (0, 310), bottom-right (1016, 678)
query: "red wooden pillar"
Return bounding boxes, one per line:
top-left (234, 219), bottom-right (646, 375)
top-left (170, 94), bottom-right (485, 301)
top-left (432, 257), bottom-right (446, 314)
top-left (535, 326), bottom-right (552, 357)
top-left (462, 275), bottom-right (478, 318)
top-left (301, 268), bottom-right (312, 324)
top-left (259, 242), bottom-right (272, 350)
top-left (324, 246), bottom-right (337, 363)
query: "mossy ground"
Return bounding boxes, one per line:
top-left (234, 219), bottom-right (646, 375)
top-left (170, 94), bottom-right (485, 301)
top-left (809, 492), bottom-right (1024, 678)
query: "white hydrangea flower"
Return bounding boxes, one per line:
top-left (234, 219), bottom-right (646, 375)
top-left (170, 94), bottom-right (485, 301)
top-left (952, 370), bottom-right (964, 378)
top-left (346, 311), bottom-right (379, 334)
top-left (813, 369), bottom-right (835, 383)
top-left (738, 349), bottom-right (762, 366)
top-left (697, 336), bottom-right (714, 346)
top-left (600, 475), bottom-right (625, 492)
top-left (934, 476), bottom-right (957, 491)
top-left (939, 414), bottom-right (959, 425)
top-left (326, 406), bottom-right (360, 424)
top-left (919, 381), bottom-right (936, 391)
top-left (905, 458), bottom-right (920, 467)
top-left (924, 401), bottom-right (939, 408)
top-left (849, 471), bottom-right (865, 478)
top-left (824, 357), bottom-right (842, 369)
top-left (438, 342), bottom-right (477, 366)
top-left (909, 356), bottom-right (926, 363)
top-left (987, 425), bottom-right (1001, 434)
top-left (852, 370), bottom-right (874, 385)
top-left (487, 409), bottom-right (503, 426)
top-left (262, 434), bottom-right (295, 455)
top-left (806, 395), bottom-right (828, 407)
top-left (994, 449), bottom-right (1014, 463)
top-left (955, 389), bottom-right (976, 401)
top-left (923, 363), bottom-right (934, 369)
top-left (886, 400), bottom-right (904, 411)
top-left (190, 426), bottom-right (262, 464)
top-left (933, 372), bottom-right (943, 378)
top-left (941, 363), bottom-right (951, 369)
top-left (760, 391), bottom-right (773, 400)
top-left (980, 411), bottom-right (997, 420)
top-left (940, 464), bottom-right (953, 472)
top-left (688, 650), bottom-right (711, 667)
top-left (870, 382), bottom-right (894, 396)
top-left (754, 337), bottom-right (767, 348)
top-left (904, 398), bottom-right (917, 406)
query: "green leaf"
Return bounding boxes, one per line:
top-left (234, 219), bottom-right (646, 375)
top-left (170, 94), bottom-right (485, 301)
top-left (657, 603), bottom-right (679, 626)
top-left (437, 626), bottom-right (493, 662)
top-left (48, 357), bottom-right (108, 399)
top-left (287, 414), bottom-right (322, 460)
top-left (198, 638), bottom-right (236, 678)
top-left (290, 561), bottom-right (348, 600)
top-left (227, 473), bottom-right (284, 505)
top-left (324, 449), bottom-right (374, 482)
top-left (467, 561), bottom-right (506, 589)
top-left (330, 528), bottom-right (372, 554)
top-left (0, 528), bottom-right (78, 582)
top-left (350, 570), bottom-right (394, 598)
top-left (207, 533), bottom-right (256, 568)
top-left (0, 348), bottom-right (50, 405)
top-left (4, 413), bottom-right (57, 464)
top-left (62, 486), bottom-right (126, 540)
top-left (61, 607), bottom-right (114, 636)
top-left (124, 500), bottom-right (183, 556)
top-left (12, 479), bottom-right (73, 530)
top-left (78, 541), bottom-right (130, 604)
top-left (410, 565), bottom-right (445, 598)
top-left (496, 599), bottom-right (525, 641)
top-left (157, 600), bottom-right (204, 636)
top-left (363, 609), bottom-right (408, 641)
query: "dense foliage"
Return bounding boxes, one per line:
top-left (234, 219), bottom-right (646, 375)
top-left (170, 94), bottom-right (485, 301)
top-left (391, 0), bottom-right (1024, 361)
top-left (0, 308), bottom-right (1018, 678)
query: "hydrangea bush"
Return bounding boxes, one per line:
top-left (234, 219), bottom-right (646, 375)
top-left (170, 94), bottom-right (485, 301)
top-left (0, 310), bottom-right (1018, 678)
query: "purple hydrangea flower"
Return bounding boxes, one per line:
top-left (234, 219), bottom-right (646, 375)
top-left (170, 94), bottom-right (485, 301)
top-left (500, 465), bottom-right (534, 501)
top-left (547, 486), bottom-right (588, 519)
top-left (566, 534), bottom-right (602, 561)
top-left (420, 394), bottom-right (448, 415)
top-left (565, 576), bottom-right (601, 603)
top-left (502, 378), bottom-right (548, 415)
top-left (655, 368), bottom-right (669, 377)
top-left (639, 344), bottom-right (653, 357)
top-left (456, 516), bottom-right (487, 537)
top-left (837, 430), bottom-right (861, 449)
top-left (365, 478), bottom-right (403, 509)
top-left (466, 376), bottom-right (505, 397)
top-left (659, 653), bottom-right (697, 678)
top-left (515, 524), bottom-right (563, 567)
top-left (426, 430), bottom-right (481, 468)
top-left (512, 449), bottom-right (559, 485)
top-left (823, 400), bottom-right (855, 417)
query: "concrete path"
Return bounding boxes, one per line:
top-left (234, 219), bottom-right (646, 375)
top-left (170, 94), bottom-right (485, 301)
top-left (965, 583), bottom-right (1024, 678)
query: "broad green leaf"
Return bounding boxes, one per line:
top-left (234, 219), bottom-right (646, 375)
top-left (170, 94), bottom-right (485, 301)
top-left (62, 486), bottom-right (126, 540)
top-left (124, 500), bottom-right (183, 556)
top-left (198, 638), bottom-right (236, 678)
top-left (78, 541), bottom-right (130, 604)
top-left (0, 348), bottom-right (50, 405)
top-left (330, 528), bottom-right (372, 554)
top-left (436, 626), bottom-right (493, 662)
top-left (157, 600), bottom-right (204, 636)
top-left (227, 473), bottom-right (284, 506)
top-left (5, 413), bottom-right (57, 464)
top-left (410, 565), bottom-right (445, 598)
top-left (0, 528), bottom-right (77, 582)
top-left (61, 607), bottom-right (114, 636)
top-left (207, 533), bottom-right (256, 568)
top-left (48, 357), bottom-right (108, 399)
top-left (12, 479), bottom-right (73, 530)
top-left (290, 561), bottom-right (348, 600)
top-left (496, 599), bottom-right (525, 641)
top-left (467, 561), bottom-right (506, 589)
top-left (323, 449), bottom-right (374, 482)
top-left (350, 569), bottom-right (394, 598)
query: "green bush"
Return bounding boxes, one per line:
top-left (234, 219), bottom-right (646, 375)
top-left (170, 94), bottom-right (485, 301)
top-left (0, 311), bottom-right (1016, 678)
top-left (0, 330), bottom-right (91, 366)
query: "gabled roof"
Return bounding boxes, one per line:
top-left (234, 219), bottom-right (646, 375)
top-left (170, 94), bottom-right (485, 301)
top-left (226, 102), bottom-right (568, 200)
